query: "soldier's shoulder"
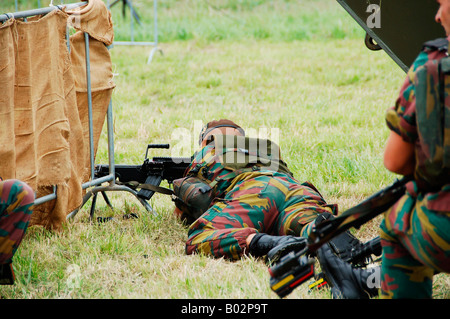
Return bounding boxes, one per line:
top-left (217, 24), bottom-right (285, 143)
top-left (422, 38), bottom-right (448, 52)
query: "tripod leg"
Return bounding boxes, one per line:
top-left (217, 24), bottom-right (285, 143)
top-left (89, 192), bottom-right (98, 221)
top-left (101, 191), bottom-right (114, 210)
top-left (125, 0), bottom-right (142, 25)
top-left (108, 0), bottom-right (121, 9)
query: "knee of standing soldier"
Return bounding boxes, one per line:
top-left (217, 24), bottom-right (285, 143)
top-left (12, 180), bottom-right (35, 208)
top-left (379, 216), bottom-right (394, 242)
top-left (1, 180), bottom-right (34, 211)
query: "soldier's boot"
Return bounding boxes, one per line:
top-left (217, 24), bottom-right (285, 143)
top-left (317, 242), bottom-right (379, 299)
top-left (0, 262), bottom-right (15, 285)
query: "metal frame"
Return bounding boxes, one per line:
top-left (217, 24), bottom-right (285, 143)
top-left (107, 0), bottom-right (161, 64)
top-left (1, 2), bottom-right (153, 220)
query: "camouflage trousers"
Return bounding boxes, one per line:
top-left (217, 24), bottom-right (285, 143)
top-left (0, 180), bottom-right (34, 264)
top-left (186, 171), bottom-right (335, 260)
top-left (379, 183), bottom-right (450, 298)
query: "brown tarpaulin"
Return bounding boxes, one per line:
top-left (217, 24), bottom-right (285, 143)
top-left (0, 0), bottom-right (115, 230)
top-left (68, 0), bottom-right (115, 186)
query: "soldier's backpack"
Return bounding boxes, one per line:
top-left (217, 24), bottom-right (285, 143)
top-left (413, 38), bottom-right (450, 191)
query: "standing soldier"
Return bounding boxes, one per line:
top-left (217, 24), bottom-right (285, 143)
top-left (379, 0), bottom-right (450, 298)
top-left (296, 1), bottom-right (450, 299)
top-left (0, 179), bottom-right (34, 284)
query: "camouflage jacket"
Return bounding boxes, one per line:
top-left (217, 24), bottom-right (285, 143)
top-left (185, 143), bottom-right (234, 198)
top-left (385, 37), bottom-right (450, 211)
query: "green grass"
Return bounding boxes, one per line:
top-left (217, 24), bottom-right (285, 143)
top-left (1, 0), bottom-right (449, 299)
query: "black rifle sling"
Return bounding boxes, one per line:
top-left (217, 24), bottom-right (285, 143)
top-left (118, 180), bottom-right (175, 196)
top-left (308, 176), bottom-right (412, 252)
top-left (138, 183), bottom-right (174, 195)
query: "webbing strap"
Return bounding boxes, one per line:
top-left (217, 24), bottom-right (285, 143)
top-left (117, 180), bottom-right (174, 196)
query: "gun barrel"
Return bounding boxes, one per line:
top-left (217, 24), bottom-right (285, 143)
top-left (95, 164), bottom-right (145, 183)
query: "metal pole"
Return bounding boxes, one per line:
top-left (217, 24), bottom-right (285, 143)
top-left (34, 186), bottom-right (57, 206)
top-left (0, 2), bottom-right (87, 22)
top-left (147, 0), bottom-right (159, 64)
top-left (130, 0), bottom-right (134, 42)
top-left (82, 174), bottom-right (115, 189)
top-left (153, 0), bottom-right (158, 46)
top-left (107, 100), bottom-right (115, 186)
top-left (84, 32), bottom-right (95, 182)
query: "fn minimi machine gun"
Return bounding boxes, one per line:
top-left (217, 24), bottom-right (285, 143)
top-left (92, 143), bottom-right (191, 220)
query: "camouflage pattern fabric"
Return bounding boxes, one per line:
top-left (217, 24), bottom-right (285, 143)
top-left (380, 183), bottom-right (450, 298)
top-left (381, 39), bottom-right (450, 299)
top-left (386, 38), bottom-right (450, 191)
top-left (184, 143), bottom-right (336, 260)
top-left (414, 55), bottom-right (450, 190)
top-left (0, 180), bottom-right (34, 264)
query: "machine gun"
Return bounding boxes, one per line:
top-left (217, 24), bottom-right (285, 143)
top-left (92, 143), bottom-right (191, 218)
top-left (268, 176), bottom-right (411, 298)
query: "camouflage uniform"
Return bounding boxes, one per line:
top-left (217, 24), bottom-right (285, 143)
top-left (380, 39), bottom-right (450, 298)
top-left (0, 179), bottom-right (34, 265)
top-left (185, 143), bottom-right (337, 260)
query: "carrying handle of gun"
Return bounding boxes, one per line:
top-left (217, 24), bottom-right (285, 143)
top-left (145, 143), bottom-right (170, 159)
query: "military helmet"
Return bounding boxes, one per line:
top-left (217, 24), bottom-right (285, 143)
top-left (198, 119), bottom-right (245, 145)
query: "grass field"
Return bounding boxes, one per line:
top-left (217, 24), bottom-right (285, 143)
top-left (1, 0), bottom-right (449, 299)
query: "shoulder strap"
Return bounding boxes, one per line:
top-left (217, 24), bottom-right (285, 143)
top-left (422, 37), bottom-right (448, 52)
top-left (117, 180), bottom-right (174, 195)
